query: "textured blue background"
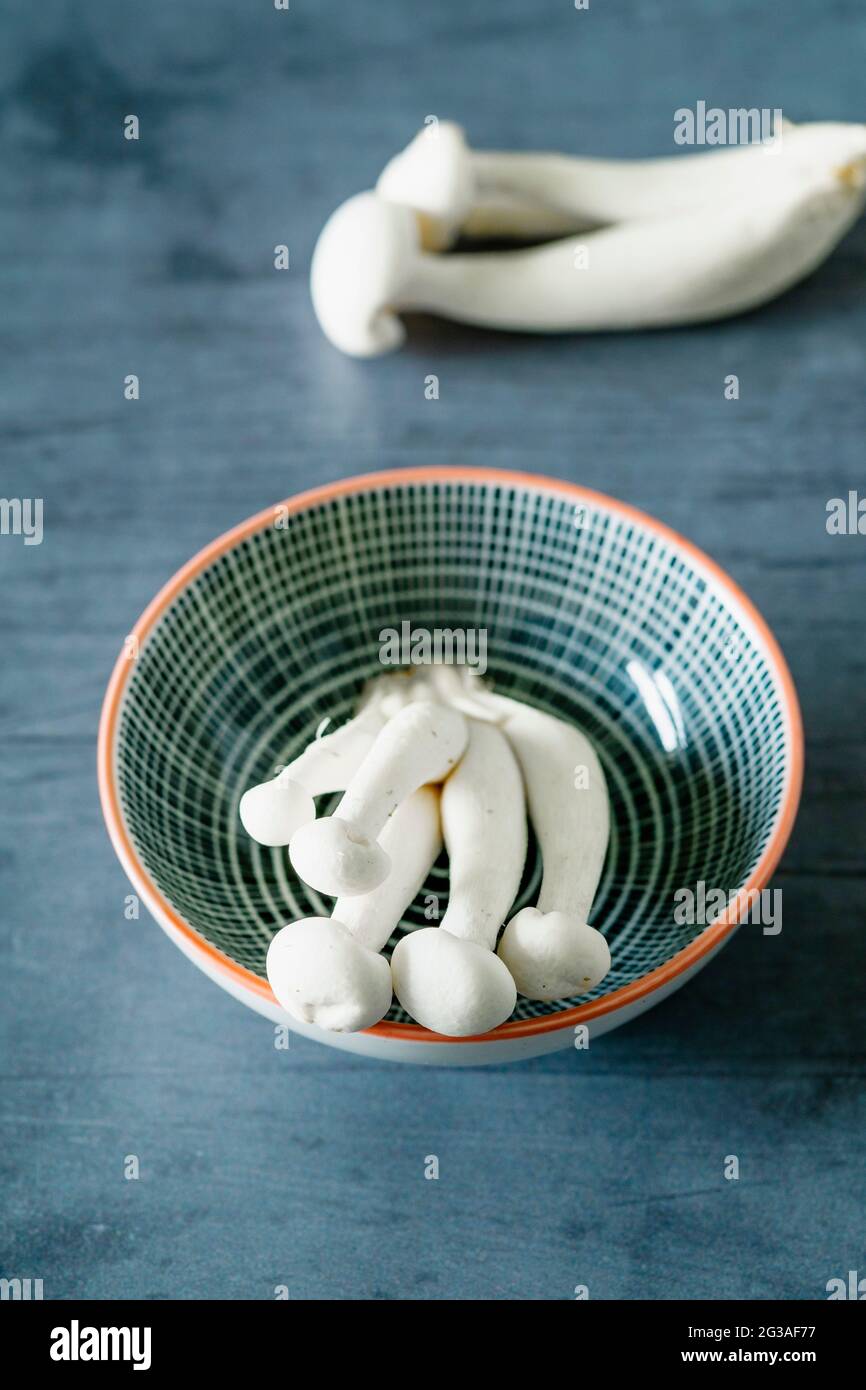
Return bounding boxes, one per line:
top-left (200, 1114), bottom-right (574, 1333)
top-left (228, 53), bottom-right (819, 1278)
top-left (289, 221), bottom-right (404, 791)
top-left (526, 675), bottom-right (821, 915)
top-left (1, 0), bottom-right (865, 1300)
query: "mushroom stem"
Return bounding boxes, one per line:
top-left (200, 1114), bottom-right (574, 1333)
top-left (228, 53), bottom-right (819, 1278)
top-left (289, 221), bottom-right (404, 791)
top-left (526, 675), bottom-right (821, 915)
top-left (238, 678), bottom-right (410, 847)
top-left (437, 719), bottom-right (527, 948)
top-left (289, 700), bottom-right (467, 896)
top-left (487, 696), bottom-right (612, 1002)
top-left (491, 696), bottom-right (609, 922)
top-left (378, 119), bottom-right (866, 246)
top-left (313, 151), bottom-right (866, 355)
top-left (390, 719), bottom-right (525, 1036)
top-left (334, 786), bottom-right (441, 952)
top-left (267, 786), bottom-right (442, 1033)
top-left (402, 168), bottom-right (866, 333)
top-left (239, 703), bottom-right (385, 847)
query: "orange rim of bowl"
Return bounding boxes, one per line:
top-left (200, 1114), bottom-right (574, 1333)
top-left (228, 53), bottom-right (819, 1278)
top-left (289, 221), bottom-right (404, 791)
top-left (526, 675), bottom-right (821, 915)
top-left (98, 467), bottom-right (804, 1045)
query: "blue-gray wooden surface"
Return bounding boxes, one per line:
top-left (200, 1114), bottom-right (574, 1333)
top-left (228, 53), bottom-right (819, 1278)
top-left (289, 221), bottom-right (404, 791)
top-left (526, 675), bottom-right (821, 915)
top-left (1, 0), bottom-right (864, 1301)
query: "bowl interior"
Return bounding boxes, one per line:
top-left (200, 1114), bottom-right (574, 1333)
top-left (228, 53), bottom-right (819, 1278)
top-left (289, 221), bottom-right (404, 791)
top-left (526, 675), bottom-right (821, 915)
top-left (113, 476), bottom-right (791, 1026)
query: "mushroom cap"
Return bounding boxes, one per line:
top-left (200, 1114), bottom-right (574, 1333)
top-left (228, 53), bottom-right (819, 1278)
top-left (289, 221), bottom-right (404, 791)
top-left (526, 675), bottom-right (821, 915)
top-left (310, 191), bottom-right (419, 357)
top-left (267, 918), bottom-right (393, 1032)
top-left (376, 121), bottom-right (474, 251)
top-left (391, 928), bottom-right (517, 1037)
top-left (498, 907), bottom-right (611, 1001)
top-left (289, 815), bottom-right (391, 897)
top-left (239, 778), bottom-right (316, 847)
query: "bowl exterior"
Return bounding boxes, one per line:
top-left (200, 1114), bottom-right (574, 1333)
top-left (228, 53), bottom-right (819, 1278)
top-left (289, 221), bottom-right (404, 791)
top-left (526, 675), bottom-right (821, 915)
top-left (168, 906), bottom-right (736, 1065)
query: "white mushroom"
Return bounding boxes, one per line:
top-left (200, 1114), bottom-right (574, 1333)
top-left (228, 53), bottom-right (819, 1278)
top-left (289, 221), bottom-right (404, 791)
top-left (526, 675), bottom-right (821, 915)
top-left (312, 157), bottom-right (866, 356)
top-left (289, 700), bottom-right (467, 896)
top-left (378, 119), bottom-right (866, 246)
top-left (488, 697), bottom-right (612, 1001)
top-left (390, 719), bottom-right (525, 1036)
top-left (239, 705), bottom-right (383, 847)
top-left (266, 786), bottom-right (441, 1032)
top-left (421, 663), bottom-right (505, 723)
top-left (238, 678), bottom-right (412, 847)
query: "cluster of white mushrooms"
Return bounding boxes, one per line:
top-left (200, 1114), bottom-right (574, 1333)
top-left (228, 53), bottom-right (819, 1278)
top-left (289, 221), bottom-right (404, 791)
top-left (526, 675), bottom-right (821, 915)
top-left (240, 668), bottom-right (611, 1037)
top-left (310, 119), bottom-right (866, 357)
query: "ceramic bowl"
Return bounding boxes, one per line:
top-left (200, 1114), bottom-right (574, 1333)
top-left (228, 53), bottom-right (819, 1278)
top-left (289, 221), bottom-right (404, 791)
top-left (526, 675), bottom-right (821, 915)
top-left (98, 468), bottom-right (802, 1065)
